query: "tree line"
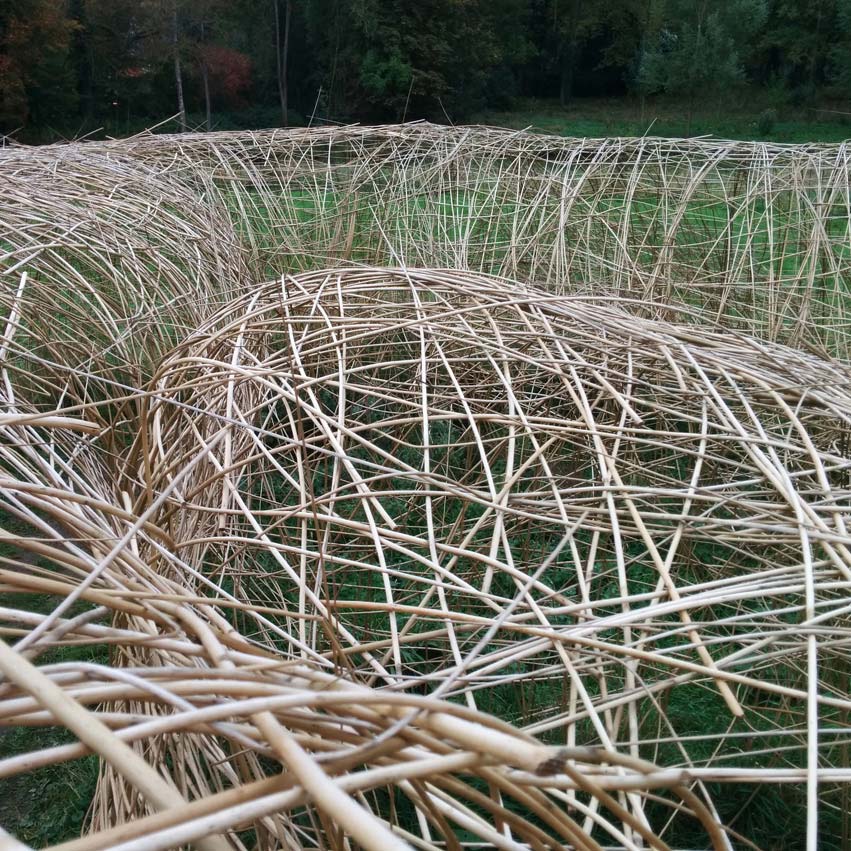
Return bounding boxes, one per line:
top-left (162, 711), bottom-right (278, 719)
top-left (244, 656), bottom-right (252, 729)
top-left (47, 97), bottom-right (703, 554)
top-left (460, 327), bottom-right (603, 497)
top-left (1, 0), bottom-right (849, 139)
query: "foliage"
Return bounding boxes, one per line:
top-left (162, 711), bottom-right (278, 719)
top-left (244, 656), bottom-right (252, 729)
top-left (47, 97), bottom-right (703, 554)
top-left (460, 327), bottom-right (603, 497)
top-left (197, 44), bottom-right (252, 108)
top-left (543, 0), bottom-right (647, 104)
top-left (829, 0), bottom-right (851, 94)
top-left (0, 0), bottom-right (78, 130)
top-left (301, 0), bottom-right (531, 121)
top-left (756, 0), bottom-right (839, 93)
top-left (635, 0), bottom-right (768, 110)
top-left (756, 106), bottom-right (778, 134)
top-left (2, 0), bottom-right (851, 139)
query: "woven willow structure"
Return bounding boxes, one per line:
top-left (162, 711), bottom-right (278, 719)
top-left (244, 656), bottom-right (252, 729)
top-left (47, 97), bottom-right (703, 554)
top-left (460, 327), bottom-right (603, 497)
top-left (4, 123), bottom-right (851, 358)
top-left (4, 413), bottom-right (711, 851)
top-left (0, 144), bottom-right (246, 412)
top-left (2, 123), bottom-right (851, 850)
top-left (90, 122), bottom-right (851, 358)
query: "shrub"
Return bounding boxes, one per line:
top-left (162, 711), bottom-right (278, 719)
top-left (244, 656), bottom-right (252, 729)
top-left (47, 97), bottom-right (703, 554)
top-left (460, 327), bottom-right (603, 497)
top-left (756, 106), bottom-right (778, 136)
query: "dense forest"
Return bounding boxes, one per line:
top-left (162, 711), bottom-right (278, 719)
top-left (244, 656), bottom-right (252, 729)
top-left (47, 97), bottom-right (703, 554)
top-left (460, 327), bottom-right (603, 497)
top-left (1, 0), bottom-right (850, 140)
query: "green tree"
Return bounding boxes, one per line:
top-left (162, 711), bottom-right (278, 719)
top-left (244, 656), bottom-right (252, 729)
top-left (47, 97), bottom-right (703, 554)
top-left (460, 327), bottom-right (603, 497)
top-left (84, 0), bottom-right (179, 129)
top-left (301, 0), bottom-right (355, 118)
top-left (636, 0), bottom-right (768, 130)
top-left (528, 0), bottom-right (648, 106)
top-left (0, 0), bottom-right (78, 133)
top-left (273, 0), bottom-right (291, 125)
top-left (548, 0), bottom-right (604, 105)
top-left (829, 0), bottom-right (851, 94)
top-left (302, 0), bottom-right (529, 122)
top-left (758, 0), bottom-right (838, 98)
top-left (86, 0), bottom-right (250, 133)
top-left (180, 0), bottom-right (238, 131)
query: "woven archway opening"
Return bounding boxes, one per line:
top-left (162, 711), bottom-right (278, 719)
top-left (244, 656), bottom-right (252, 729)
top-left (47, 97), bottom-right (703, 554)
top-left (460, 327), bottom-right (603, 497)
top-left (125, 267), bottom-right (851, 846)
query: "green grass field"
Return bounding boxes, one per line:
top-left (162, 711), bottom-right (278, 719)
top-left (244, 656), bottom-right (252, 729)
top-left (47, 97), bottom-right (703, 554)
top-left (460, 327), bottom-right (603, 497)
top-left (0, 580), bottom-right (103, 846)
top-left (222, 178), bottom-right (851, 359)
top-left (474, 97), bottom-right (851, 143)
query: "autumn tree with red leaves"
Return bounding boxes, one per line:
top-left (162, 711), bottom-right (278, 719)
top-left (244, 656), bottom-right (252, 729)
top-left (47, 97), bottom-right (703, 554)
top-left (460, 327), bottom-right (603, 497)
top-left (198, 45), bottom-right (251, 108)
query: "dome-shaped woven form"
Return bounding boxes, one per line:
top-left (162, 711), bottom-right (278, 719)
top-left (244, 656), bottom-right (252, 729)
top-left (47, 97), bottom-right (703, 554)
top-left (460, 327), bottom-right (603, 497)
top-left (0, 412), bottom-right (725, 851)
top-left (124, 266), bottom-right (851, 846)
top-left (0, 145), bottom-right (247, 411)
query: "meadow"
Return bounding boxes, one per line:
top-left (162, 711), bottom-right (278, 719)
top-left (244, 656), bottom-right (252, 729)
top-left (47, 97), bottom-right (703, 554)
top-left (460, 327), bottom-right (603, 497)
top-left (1, 122), bottom-right (851, 851)
top-left (474, 97), bottom-right (851, 144)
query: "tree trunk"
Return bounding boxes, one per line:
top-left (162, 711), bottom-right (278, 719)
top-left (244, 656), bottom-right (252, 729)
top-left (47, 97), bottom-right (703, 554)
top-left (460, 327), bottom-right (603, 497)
top-left (559, 40), bottom-right (576, 107)
top-left (282, 0), bottom-right (291, 127)
top-left (687, 90), bottom-right (694, 136)
top-left (200, 19), bottom-right (211, 132)
top-left (172, 2), bottom-right (187, 132)
top-left (274, 0), bottom-right (292, 126)
top-left (201, 59), bottom-right (211, 131)
top-left (809, 0), bottom-right (823, 94)
top-left (70, 0), bottom-right (93, 121)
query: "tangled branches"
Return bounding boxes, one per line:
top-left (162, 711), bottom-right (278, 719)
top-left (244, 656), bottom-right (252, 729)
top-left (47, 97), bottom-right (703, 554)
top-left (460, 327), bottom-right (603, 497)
top-left (96, 123), bottom-right (851, 358)
top-left (2, 124), bottom-right (851, 850)
top-left (0, 144), bottom-right (247, 413)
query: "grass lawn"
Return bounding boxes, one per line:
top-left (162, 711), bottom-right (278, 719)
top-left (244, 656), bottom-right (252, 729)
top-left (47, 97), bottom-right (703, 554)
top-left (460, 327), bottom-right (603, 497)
top-left (473, 96), bottom-right (851, 143)
top-left (219, 178), bottom-right (851, 359)
top-left (0, 591), bottom-right (103, 846)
